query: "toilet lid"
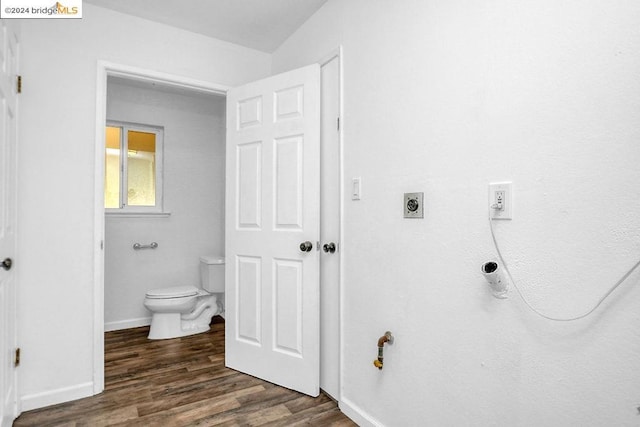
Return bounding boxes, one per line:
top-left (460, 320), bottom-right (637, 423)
top-left (145, 285), bottom-right (199, 299)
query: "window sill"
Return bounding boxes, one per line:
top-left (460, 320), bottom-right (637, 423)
top-left (105, 212), bottom-right (172, 218)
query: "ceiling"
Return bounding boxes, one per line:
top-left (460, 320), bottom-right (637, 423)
top-left (84, 0), bottom-right (328, 53)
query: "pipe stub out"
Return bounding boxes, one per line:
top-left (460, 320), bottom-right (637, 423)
top-left (481, 261), bottom-right (508, 298)
top-left (482, 261), bottom-right (498, 274)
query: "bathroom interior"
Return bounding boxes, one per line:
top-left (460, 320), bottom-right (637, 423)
top-left (104, 76), bottom-right (227, 334)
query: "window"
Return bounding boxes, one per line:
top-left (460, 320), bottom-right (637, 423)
top-left (105, 122), bottom-right (164, 213)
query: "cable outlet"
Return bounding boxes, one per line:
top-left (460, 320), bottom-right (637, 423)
top-left (489, 182), bottom-right (512, 220)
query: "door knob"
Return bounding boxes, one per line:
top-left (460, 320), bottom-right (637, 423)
top-left (322, 242), bottom-right (336, 253)
top-left (299, 241), bottom-right (313, 252)
top-left (1, 258), bottom-right (12, 271)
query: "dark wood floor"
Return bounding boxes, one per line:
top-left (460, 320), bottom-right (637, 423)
top-left (14, 318), bottom-right (356, 426)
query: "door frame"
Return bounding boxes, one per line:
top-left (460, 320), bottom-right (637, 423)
top-left (92, 50), bottom-right (344, 398)
top-left (93, 61), bottom-right (229, 393)
top-left (317, 47), bottom-right (344, 400)
top-left (1, 20), bottom-right (20, 426)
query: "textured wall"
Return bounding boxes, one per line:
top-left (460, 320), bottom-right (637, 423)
top-left (273, 1), bottom-right (640, 425)
top-left (18, 3), bottom-right (270, 409)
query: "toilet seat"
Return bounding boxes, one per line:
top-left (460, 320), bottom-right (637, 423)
top-left (145, 285), bottom-right (198, 299)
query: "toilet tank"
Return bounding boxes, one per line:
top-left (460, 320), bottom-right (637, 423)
top-left (200, 256), bottom-right (225, 292)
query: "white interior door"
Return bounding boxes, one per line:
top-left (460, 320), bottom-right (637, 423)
top-left (0, 20), bottom-right (19, 427)
top-left (225, 64), bottom-right (321, 396)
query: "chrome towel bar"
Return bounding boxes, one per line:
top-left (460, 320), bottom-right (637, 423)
top-left (133, 242), bottom-right (158, 250)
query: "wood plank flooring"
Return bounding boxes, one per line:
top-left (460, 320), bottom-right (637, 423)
top-left (14, 318), bottom-right (356, 426)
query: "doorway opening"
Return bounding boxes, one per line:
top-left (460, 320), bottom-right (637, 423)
top-left (94, 62), bottom-right (229, 393)
top-left (103, 75), bottom-right (226, 335)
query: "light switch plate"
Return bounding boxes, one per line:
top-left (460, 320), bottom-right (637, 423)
top-left (404, 192), bottom-right (424, 218)
top-left (352, 177), bottom-right (361, 200)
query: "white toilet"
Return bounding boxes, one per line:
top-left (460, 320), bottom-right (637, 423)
top-left (143, 256), bottom-right (224, 340)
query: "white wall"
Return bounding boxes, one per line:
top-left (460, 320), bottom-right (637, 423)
top-left (17, 4), bottom-right (270, 410)
top-left (104, 80), bottom-right (225, 331)
top-left (274, 1), bottom-right (640, 425)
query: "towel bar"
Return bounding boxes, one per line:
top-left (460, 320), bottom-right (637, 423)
top-left (133, 242), bottom-right (158, 250)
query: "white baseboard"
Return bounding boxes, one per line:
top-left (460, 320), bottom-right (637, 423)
top-left (20, 381), bottom-right (94, 412)
top-left (104, 317), bottom-right (151, 332)
top-left (339, 396), bottom-right (384, 427)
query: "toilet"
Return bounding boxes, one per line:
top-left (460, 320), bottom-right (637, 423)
top-left (143, 256), bottom-right (224, 340)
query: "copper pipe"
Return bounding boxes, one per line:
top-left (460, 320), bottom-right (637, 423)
top-left (377, 334), bottom-right (391, 347)
top-left (373, 331), bottom-right (393, 370)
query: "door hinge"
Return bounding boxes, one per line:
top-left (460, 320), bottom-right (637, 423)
top-left (337, 116), bottom-right (340, 131)
top-left (17, 75), bottom-right (22, 94)
top-left (14, 348), bottom-right (20, 367)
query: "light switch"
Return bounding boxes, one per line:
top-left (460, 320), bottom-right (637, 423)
top-left (352, 177), bottom-right (361, 200)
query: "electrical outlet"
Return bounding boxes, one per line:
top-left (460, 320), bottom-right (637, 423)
top-left (495, 191), bottom-right (505, 210)
top-left (489, 182), bottom-right (512, 220)
top-left (404, 192), bottom-right (424, 218)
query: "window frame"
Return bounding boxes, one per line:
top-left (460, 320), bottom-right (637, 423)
top-left (105, 120), bottom-right (165, 215)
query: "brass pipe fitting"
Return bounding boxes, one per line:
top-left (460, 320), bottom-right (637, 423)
top-left (373, 331), bottom-right (394, 370)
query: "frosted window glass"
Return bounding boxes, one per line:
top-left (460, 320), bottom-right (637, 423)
top-left (127, 130), bottom-right (156, 206)
top-left (104, 126), bottom-right (121, 209)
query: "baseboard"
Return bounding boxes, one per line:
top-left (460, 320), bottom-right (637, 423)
top-left (104, 317), bottom-right (151, 332)
top-left (20, 381), bottom-right (94, 412)
top-left (339, 396), bottom-right (384, 427)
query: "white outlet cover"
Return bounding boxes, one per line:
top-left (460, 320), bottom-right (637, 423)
top-left (489, 182), bottom-right (512, 220)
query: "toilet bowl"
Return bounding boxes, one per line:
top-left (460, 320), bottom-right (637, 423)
top-left (143, 256), bottom-right (224, 340)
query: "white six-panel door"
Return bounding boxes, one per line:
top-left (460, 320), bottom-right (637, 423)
top-left (0, 20), bottom-right (19, 427)
top-left (225, 64), bottom-right (321, 396)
